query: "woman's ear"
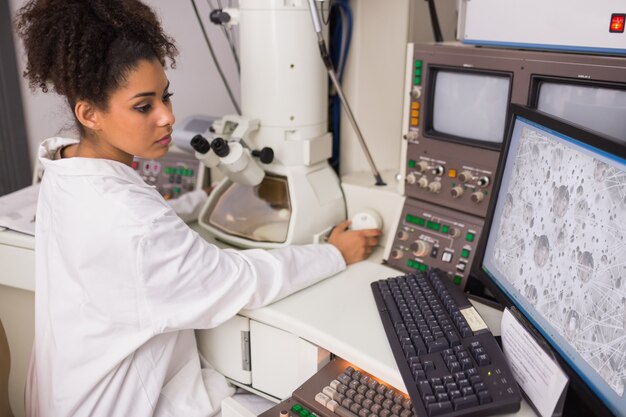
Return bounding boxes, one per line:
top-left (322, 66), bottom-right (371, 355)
top-left (74, 100), bottom-right (100, 131)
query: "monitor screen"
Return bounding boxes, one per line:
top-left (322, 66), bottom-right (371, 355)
top-left (431, 70), bottom-right (511, 144)
top-left (481, 106), bottom-right (626, 416)
top-left (536, 81), bottom-right (626, 144)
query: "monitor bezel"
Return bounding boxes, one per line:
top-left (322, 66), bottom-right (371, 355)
top-left (472, 103), bottom-right (626, 417)
top-left (423, 64), bottom-right (513, 151)
top-left (528, 74), bottom-right (626, 110)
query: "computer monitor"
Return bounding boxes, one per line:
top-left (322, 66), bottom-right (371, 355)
top-left (532, 79), bottom-right (626, 144)
top-left (426, 67), bottom-right (512, 147)
top-left (475, 104), bottom-right (626, 416)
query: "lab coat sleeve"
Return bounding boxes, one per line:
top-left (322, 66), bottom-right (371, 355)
top-left (165, 189), bottom-right (208, 222)
top-left (138, 209), bottom-right (346, 334)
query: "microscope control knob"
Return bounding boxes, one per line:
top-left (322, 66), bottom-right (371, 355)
top-left (428, 181), bottom-right (442, 193)
top-left (471, 191), bottom-right (485, 203)
top-left (410, 240), bottom-right (432, 258)
top-left (416, 161), bottom-right (430, 173)
top-left (390, 249), bottom-right (404, 260)
top-left (251, 147), bottom-right (275, 164)
top-left (406, 173), bottom-right (418, 185)
top-left (417, 176), bottom-right (429, 189)
top-left (477, 176), bottom-right (490, 187)
top-left (451, 186), bottom-right (465, 198)
top-left (432, 165), bottom-right (445, 176)
top-left (396, 230), bottom-right (409, 241)
top-left (458, 170), bottom-right (474, 183)
top-left (448, 227), bottom-right (461, 238)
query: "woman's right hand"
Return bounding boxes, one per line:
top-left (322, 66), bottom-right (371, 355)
top-left (327, 220), bottom-right (382, 265)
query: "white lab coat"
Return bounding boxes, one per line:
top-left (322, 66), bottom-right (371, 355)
top-left (27, 137), bottom-right (346, 417)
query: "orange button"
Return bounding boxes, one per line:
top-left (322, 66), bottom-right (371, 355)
top-left (411, 102), bottom-right (419, 109)
top-left (411, 118), bottom-right (418, 126)
top-left (411, 110), bottom-right (419, 118)
top-left (448, 169), bottom-right (457, 178)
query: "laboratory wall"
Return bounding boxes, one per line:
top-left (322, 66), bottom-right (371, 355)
top-left (8, 0), bottom-right (241, 167)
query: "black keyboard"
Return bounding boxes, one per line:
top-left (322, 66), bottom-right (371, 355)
top-left (371, 269), bottom-right (521, 416)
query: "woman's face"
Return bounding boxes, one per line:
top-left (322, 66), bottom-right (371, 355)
top-left (90, 58), bottom-right (175, 164)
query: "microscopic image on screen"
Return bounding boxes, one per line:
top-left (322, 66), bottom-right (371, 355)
top-left (489, 123), bottom-right (626, 396)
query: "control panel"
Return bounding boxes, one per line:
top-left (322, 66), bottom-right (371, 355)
top-left (404, 139), bottom-right (499, 219)
top-left (132, 150), bottom-right (208, 200)
top-left (385, 198), bottom-right (483, 288)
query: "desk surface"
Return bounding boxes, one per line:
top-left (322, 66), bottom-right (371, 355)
top-left (0, 224), bottom-right (535, 416)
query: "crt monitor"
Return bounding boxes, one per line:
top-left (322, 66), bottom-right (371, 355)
top-left (530, 78), bottom-right (626, 145)
top-left (425, 67), bottom-right (512, 148)
top-left (475, 104), bottom-right (626, 416)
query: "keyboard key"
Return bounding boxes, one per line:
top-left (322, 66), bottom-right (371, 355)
top-left (453, 394), bottom-right (478, 410)
top-left (477, 390), bottom-right (492, 404)
top-left (315, 392), bottom-right (331, 406)
top-left (427, 401), bottom-right (452, 416)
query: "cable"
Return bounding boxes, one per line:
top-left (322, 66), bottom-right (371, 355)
top-left (206, 0), bottom-right (241, 74)
top-left (191, 0), bottom-right (241, 114)
top-left (426, 0), bottom-right (444, 42)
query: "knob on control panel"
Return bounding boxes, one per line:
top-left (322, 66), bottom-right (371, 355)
top-left (458, 170), bottom-right (474, 183)
top-left (477, 176), bottom-right (490, 187)
top-left (428, 181), bottom-right (441, 193)
top-left (417, 176), bottom-right (429, 189)
top-left (406, 173), bottom-right (417, 185)
top-left (390, 249), bottom-right (404, 260)
top-left (432, 165), bottom-right (445, 176)
top-left (416, 161), bottom-right (430, 173)
top-left (471, 191), bottom-right (485, 203)
top-left (451, 186), bottom-right (464, 198)
top-left (410, 240), bottom-right (432, 257)
top-left (396, 230), bottom-right (409, 241)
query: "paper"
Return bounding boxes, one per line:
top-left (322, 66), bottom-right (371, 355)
top-left (460, 306), bottom-right (488, 332)
top-left (501, 308), bottom-right (568, 417)
top-left (0, 184), bottom-right (40, 236)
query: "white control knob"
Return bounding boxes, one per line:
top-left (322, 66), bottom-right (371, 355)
top-left (410, 240), bottom-right (432, 258)
top-left (406, 173), bottom-right (418, 185)
top-left (351, 209), bottom-right (383, 230)
top-left (471, 191), bottom-right (485, 203)
top-left (391, 249), bottom-right (404, 260)
top-left (416, 161), bottom-right (430, 173)
top-left (428, 181), bottom-right (442, 193)
top-left (417, 176), bottom-right (429, 189)
top-left (405, 131), bottom-right (419, 141)
top-left (451, 186), bottom-right (465, 198)
top-left (458, 170), bottom-right (474, 183)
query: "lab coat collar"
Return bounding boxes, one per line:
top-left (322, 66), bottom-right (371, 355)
top-left (38, 137), bottom-right (149, 187)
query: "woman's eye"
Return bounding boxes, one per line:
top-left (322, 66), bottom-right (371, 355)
top-left (134, 104), bottom-right (152, 113)
top-left (163, 92), bottom-right (174, 102)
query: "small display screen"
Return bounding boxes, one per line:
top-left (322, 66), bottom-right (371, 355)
top-left (537, 81), bottom-right (626, 144)
top-left (431, 70), bottom-right (510, 144)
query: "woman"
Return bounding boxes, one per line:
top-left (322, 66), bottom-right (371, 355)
top-left (15, 1), bottom-right (381, 416)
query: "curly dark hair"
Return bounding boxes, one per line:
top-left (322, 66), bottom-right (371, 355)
top-left (15, 0), bottom-right (178, 113)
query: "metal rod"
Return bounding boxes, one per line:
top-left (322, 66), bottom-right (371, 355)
top-left (307, 0), bottom-right (386, 186)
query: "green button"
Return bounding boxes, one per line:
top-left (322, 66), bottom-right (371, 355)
top-left (426, 221), bottom-right (440, 231)
top-left (415, 60), bottom-right (423, 68)
top-left (291, 404), bottom-right (302, 413)
top-left (300, 410), bottom-right (310, 417)
top-left (414, 76), bottom-right (422, 85)
top-left (414, 68), bottom-right (422, 76)
top-left (453, 275), bottom-right (463, 286)
top-left (466, 232), bottom-right (475, 242)
top-left (416, 217), bottom-right (425, 226)
top-left (174, 187), bottom-right (181, 194)
top-left (461, 249), bottom-right (470, 258)
top-left (419, 263), bottom-right (428, 272)
top-left (408, 159), bottom-right (416, 168)
top-left (441, 225), bottom-right (449, 234)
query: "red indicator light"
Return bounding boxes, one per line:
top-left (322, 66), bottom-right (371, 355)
top-left (610, 14), bottom-right (625, 33)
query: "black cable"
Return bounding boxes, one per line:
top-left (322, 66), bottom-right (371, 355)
top-left (322, 0), bottom-right (335, 25)
top-left (191, 0), bottom-right (241, 114)
top-left (426, 0), bottom-right (443, 42)
top-left (206, 0), bottom-right (241, 74)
